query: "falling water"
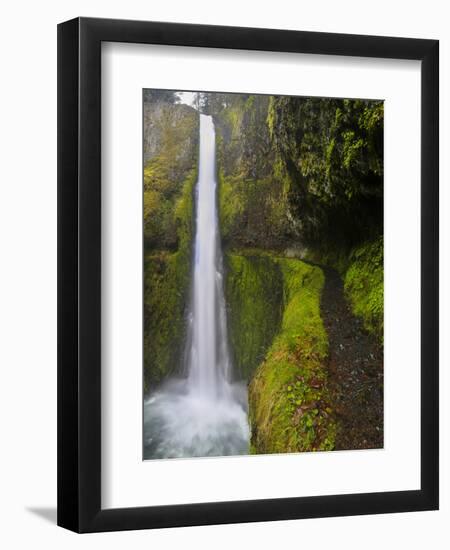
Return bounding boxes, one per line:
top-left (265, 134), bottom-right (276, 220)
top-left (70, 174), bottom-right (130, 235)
top-left (143, 115), bottom-right (249, 459)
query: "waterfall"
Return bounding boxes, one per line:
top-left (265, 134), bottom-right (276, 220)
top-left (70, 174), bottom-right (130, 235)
top-left (143, 114), bottom-right (249, 460)
top-left (187, 115), bottom-right (231, 396)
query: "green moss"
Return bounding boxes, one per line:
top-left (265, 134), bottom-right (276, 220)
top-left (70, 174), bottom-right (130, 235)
top-left (144, 252), bottom-right (186, 392)
top-left (218, 171), bottom-right (243, 242)
top-left (143, 102), bottom-right (199, 392)
top-left (144, 105), bottom-right (199, 250)
top-left (344, 236), bottom-right (384, 341)
top-left (218, 170), bottom-right (289, 249)
top-left (226, 252), bottom-right (336, 454)
top-left (298, 244), bottom-right (351, 276)
top-left (288, 236), bottom-right (384, 342)
top-left (267, 96), bottom-right (383, 244)
top-left (143, 169), bottom-right (197, 392)
top-left (225, 253), bottom-right (283, 380)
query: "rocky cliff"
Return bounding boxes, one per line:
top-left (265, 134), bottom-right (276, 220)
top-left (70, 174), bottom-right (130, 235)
top-left (143, 98), bottom-right (199, 391)
top-left (204, 92), bottom-right (384, 452)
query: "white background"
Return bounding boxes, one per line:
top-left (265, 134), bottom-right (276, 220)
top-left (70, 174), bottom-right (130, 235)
top-left (0, 0), bottom-right (448, 548)
top-left (102, 43), bottom-right (421, 508)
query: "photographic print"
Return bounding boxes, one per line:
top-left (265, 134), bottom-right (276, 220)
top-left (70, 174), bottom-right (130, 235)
top-left (143, 90), bottom-right (384, 460)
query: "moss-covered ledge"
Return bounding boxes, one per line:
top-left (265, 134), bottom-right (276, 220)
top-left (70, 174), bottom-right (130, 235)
top-left (224, 251), bottom-right (337, 454)
top-left (283, 236), bottom-right (384, 344)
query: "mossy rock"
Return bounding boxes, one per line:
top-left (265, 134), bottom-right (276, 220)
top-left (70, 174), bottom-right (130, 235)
top-left (224, 252), bottom-right (283, 380)
top-left (143, 168), bottom-right (197, 392)
top-left (144, 103), bottom-right (199, 250)
top-left (344, 236), bottom-right (384, 342)
top-left (144, 251), bottom-right (188, 391)
top-left (226, 251), bottom-right (337, 454)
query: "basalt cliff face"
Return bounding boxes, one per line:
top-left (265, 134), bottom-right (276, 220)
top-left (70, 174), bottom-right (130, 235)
top-left (143, 98), bottom-right (199, 391)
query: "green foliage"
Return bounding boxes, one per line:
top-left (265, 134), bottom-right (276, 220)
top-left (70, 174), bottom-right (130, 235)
top-left (283, 234), bottom-right (384, 343)
top-left (213, 95), bottom-right (294, 252)
top-left (143, 169), bottom-right (197, 391)
top-left (218, 171), bottom-right (290, 248)
top-left (143, 104), bottom-right (199, 250)
top-left (209, 93), bottom-right (273, 180)
top-left (344, 236), bottom-right (384, 341)
top-left (248, 256), bottom-right (336, 453)
top-left (212, 93), bottom-right (383, 251)
top-left (268, 96), bottom-right (384, 245)
top-left (299, 243), bottom-right (351, 276)
top-left (144, 254), bottom-right (185, 391)
top-left (226, 252), bottom-right (336, 453)
top-left (218, 171), bottom-right (243, 242)
top-left (225, 252), bottom-right (283, 380)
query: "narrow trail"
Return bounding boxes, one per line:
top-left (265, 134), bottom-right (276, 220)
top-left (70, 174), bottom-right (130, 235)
top-left (320, 267), bottom-right (384, 450)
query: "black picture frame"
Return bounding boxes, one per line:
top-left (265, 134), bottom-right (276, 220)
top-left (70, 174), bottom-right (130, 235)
top-left (57, 16), bottom-right (439, 533)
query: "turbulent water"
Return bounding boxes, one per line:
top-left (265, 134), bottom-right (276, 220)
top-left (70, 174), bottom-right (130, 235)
top-left (143, 115), bottom-right (250, 459)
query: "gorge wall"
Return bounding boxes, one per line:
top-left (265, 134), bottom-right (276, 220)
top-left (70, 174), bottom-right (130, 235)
top-left (143, 94), bottom-right (199, 391)
top-left (205, 92), bottom-right (384, 452)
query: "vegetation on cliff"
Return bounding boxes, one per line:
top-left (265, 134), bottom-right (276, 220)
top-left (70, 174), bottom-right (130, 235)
top-left (206, 91), bottom-right (384, 452)
top-left (208, 91), bottom-right (384, 328)
top-left (213, 95), bottom-right (291, 249)
top-left (206, 92), bottom-right (383, 252)
top-left (225, 252), bottom-right (283, 380)
top-left (267, 96), bottom-right (384, 246)
top-left (143, 96), bottom-right (199, 391)
top-left (144, 99), bottom-right (199, 251)
top-left (344, 236), bottom-right (384, 340)
top-left (144, 169), bottom-right (196, 391)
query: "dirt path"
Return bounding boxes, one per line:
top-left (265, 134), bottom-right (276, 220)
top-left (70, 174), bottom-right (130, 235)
top-left (320, 267), bottom-right (383, 450)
